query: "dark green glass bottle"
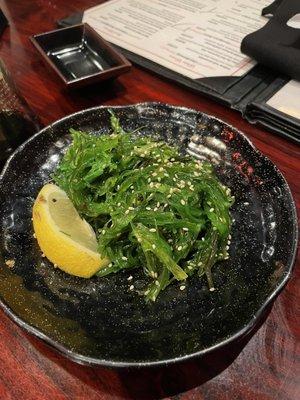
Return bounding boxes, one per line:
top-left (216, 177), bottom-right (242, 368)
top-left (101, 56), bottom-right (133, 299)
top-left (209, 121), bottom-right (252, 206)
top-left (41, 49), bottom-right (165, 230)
top-left (0, 59), bottom-right (40, 168)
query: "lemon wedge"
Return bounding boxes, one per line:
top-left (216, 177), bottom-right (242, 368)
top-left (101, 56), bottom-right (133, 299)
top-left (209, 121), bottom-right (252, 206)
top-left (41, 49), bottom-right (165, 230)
top-left (32, 183), bottom-right (109, 278)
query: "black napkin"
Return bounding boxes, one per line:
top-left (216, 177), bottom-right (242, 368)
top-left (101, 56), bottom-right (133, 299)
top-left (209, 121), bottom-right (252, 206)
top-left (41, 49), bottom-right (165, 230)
top-left (241, 0), bottom-right (300, 80)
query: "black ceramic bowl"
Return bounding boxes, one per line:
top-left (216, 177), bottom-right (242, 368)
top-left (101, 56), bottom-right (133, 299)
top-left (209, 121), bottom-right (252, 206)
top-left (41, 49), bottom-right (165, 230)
top-left (0, 103), bottom-right (298, 367)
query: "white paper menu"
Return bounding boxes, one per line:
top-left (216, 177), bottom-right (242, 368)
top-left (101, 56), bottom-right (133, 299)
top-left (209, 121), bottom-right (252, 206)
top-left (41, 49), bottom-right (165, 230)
top-left (83, 0), bottom-right (269, 79)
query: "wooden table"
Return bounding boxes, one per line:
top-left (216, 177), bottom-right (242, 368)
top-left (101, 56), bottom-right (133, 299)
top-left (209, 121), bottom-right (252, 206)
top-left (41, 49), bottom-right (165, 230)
top-left (0, 1), bottom-right (299, 399)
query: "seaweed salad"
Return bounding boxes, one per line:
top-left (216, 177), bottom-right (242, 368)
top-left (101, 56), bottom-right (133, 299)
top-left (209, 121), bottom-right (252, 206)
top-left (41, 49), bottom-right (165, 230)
top-left (53, 111), bottom-right (234, 301)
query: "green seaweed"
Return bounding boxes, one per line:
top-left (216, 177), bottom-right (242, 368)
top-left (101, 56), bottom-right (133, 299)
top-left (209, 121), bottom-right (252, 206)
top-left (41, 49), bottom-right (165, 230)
top-left (53, 112), bottom-right (234, 301)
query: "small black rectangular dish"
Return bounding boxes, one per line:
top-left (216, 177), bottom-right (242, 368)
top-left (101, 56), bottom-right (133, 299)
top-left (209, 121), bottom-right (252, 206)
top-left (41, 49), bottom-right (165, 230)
top-left (31, 23), bottom-right (131, 88)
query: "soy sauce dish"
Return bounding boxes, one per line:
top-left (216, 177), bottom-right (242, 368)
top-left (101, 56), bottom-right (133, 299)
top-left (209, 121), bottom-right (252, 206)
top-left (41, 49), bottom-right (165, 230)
top-left (31, 23), bottom-right (131, 88)
top-left (0, 103), bottom-right (297, 367)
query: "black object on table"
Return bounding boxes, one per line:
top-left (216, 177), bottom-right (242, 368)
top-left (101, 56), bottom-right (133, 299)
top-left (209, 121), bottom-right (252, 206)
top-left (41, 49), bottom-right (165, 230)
top-left (242, 0), bottom-right (300, 82)
top-left (0, 8), bottom-right (8, 37)
top-left (31, 23), bottom-right (131, 89)
top-left (0, 60), bottom-right (41, 167)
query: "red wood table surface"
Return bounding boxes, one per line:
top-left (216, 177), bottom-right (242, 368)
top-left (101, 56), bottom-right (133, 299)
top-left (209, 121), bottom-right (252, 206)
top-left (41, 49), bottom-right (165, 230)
top-left (0, 1), bottom-right (299, 399)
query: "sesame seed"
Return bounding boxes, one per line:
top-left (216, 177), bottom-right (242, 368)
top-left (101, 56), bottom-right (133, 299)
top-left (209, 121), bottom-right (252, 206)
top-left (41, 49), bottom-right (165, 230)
top-left (198, 262), bottom-right (203, 266)
top-left (175, 174), bottom-right (178, 179)
top-left (122, 256), bottom-right (128, 261)
top-left (181, 199), bottom-right (186, 205)
top-left (159, 167), bottom-right (164, 172)
top-left (157, 177), bottom-right (161, 182)
top-left (188, 265), bottom-right (193, 270)
top-left (33, 233), bottom-right (36, 238)
top-left (173, 177), bottom-right (176, 182)
top-left (155, 280), bottom-right (159, 286)
top-left (137, 238), bottom-right (142, 243)
top-left (150, 228), bottom-right (156, 232)
top-left (54, 264), bottom-right (58, 268)
top-left (117, 202), bottom-right (121, 206)
top-left (183, 227), bottom-right (189, 231)
top-left (226, 245), bottom-right (230, 250)
top-left (146, 206), bottom-right (151, 211)
top-left (209, 208), bottom-right (214, 212)
top-left (125, 210), bottom-right (130, 215)
top-left (157, 202), bottom-right (160, 207)
top-left (168, 238), bottom-right (173, 243)
top-left (163, 203), bottom-right (168, 208)
top-left (144, 290), bottom-right (150, 295)
top-left (141, 153), bottom-right (145, 157)
top-left (129, 285), bottom-right (134, 291)
top-left (127, 275), bottom-right (133, 281)
top-left (41, 253), bottom-right (45, 258)
top-left (187, 181), bottom-right (192, 186)
top-left (130, 186), bottom-right (134, 190)
top-left (108, 263), bottom-right (113, 267)
top-left (177, 245), bottom-right (183, 251)
top-left (154, 272), bottom-right (158, 278)
top-left (180, 285), bottom-right (186, 291)
top-left (194, 172), bottom-right (200, 177)
top-left (153, 207), bottom-right (158, 212)
top-left (152, 172), bottom-right (157, 177)
top-left (170, 158), bottom-right (175, 162)
top-left (210, 287), bottom-right (216, 292)
top-left (167, 194), bottom-right (172, 198)
top-left (228, 234), bottom-right (232, 240)
top-left (202, 237), bottom-right (205, 241)
top-left (157, 158), bottom-right (162, 162)
top-left (164, 173), bottom-right (169, 177)
top-left (150, 182), bottom-right (154, 188)
top-left (102, 230), bottom-right (106, 234)
top-left (213, 227), bottom-right (217, 231)
top-left (148, 177), bottom-right (151, 183)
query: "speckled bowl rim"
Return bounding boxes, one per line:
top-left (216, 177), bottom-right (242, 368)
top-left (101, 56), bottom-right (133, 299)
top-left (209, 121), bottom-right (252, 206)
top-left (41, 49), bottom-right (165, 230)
top-left (0, 103), bottom-right (298, 368)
